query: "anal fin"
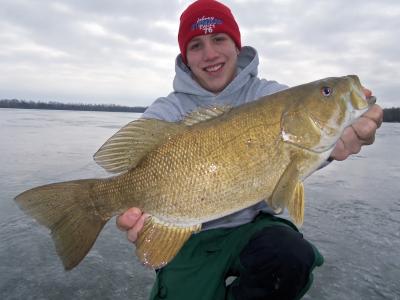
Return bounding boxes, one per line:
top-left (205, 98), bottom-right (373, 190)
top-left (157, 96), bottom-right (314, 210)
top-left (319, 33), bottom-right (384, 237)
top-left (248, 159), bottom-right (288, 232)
top-left (135, 216), bottom-right (201, 269)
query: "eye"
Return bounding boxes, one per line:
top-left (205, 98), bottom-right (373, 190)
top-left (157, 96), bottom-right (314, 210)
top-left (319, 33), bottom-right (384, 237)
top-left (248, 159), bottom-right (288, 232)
top-left (321, 86), bottom-right (332, 97)
top-left (188, 42), bottom-right (200, 51)
top-left (213, 34), bottom-right (226, 42)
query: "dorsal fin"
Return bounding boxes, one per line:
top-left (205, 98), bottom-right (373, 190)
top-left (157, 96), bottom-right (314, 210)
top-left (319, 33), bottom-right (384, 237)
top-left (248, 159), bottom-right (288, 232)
top-left (94, 118), bottom-right (186, 173)
top-left (183, 105), bottom-right (231, 126)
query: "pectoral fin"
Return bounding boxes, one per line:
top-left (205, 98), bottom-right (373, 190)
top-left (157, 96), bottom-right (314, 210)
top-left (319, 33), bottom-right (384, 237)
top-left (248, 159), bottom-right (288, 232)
top-left (268, 158), bottom-right (304, 226)
top-left (135, 216), bottom-right (201, 269)
top-left (287, 182), bottom-right (305, 226)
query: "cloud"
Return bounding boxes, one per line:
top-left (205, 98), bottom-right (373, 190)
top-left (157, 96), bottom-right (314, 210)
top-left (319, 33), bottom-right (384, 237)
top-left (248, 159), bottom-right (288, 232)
top-left (234, 0), bottom-right (400, 107)
top-left (0, 0), bottom-right (398, 107)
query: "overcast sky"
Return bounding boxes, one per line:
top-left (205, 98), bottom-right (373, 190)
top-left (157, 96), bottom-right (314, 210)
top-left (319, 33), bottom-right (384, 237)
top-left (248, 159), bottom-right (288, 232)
top-left (1, 0), bottom-right (398, 108)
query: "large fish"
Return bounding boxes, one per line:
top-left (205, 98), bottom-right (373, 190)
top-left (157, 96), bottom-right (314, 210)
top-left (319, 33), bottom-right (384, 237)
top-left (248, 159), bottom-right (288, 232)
top-left (15, 75), bottom-right (375, 270)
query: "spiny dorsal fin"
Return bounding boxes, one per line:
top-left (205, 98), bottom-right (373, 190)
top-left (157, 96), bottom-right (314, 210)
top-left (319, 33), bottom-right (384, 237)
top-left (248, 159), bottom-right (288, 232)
top-left (183, 105), bottom-right (231, 126)
top-left (135, 216), bottom-right (201, 269)
top-left (94, 119), bottom-right (186, 173)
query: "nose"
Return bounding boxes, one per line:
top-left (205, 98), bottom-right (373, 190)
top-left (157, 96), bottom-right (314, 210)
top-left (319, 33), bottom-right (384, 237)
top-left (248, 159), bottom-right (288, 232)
top-left (202, 41), bottom-right (218, 61)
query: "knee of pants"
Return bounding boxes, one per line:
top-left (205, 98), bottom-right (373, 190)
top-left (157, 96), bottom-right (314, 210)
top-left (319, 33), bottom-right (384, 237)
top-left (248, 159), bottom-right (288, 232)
top-left (239, 225), bottom-right (316, 280)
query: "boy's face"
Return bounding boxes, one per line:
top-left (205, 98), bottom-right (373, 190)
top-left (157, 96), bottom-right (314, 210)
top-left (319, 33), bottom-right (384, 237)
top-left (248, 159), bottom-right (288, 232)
top-left (186, 33), bottom-right (239, 94)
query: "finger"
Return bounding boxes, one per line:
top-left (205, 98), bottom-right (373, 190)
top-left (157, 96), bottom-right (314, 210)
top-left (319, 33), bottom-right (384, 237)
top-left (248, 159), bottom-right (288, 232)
top-left (351, 124), bottom-right (375, 146)
top-left (330, 127), bottom-right (361, 161)
top-left (330, 137), bottom-right (350, 161)
top-left (362, 87), bottom-right (372, 98)
top-left (351, 116), bottom-right (378, 145)
top-left (362, 104), bottom-right (383, 128)
top-left (342, 126), bottom-right (362, 154)
top-left (127, 213), bottom-right (150, 243)
top-left (116, 207), bottom-right (142, 231)
top-left (330, 104), bottom-right (381, 161)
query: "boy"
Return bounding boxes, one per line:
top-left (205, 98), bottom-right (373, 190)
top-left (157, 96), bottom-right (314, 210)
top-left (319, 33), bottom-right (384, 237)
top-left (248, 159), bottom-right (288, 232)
top-left (118, 1), bottom-right (383, 299)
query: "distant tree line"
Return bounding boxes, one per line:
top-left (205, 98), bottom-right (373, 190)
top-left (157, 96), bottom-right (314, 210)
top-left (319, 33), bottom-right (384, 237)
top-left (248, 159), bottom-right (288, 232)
top-left (383, 107), bottom-right (400, 122)
top-left (0, 99), bottom-right (147, 113)
top-left (1, 99), bottom-right (399, 122)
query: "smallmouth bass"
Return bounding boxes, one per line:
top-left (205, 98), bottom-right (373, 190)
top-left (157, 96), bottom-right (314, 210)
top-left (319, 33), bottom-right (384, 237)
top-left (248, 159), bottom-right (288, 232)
top-left (15, 75), bottom-right (375, 270)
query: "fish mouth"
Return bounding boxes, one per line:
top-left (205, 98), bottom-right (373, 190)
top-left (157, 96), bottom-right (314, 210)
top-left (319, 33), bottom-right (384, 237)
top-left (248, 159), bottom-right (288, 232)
top-left (350, 89), bottom-right (368, 110)
top-left (347, 73), bottom-right (379, 120)
top-left (349, 90), bottom-right (376, 121)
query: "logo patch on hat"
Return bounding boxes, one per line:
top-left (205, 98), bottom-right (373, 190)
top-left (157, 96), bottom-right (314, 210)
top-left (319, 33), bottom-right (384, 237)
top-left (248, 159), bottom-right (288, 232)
top-left (191, 16), bottom-right (223, 34)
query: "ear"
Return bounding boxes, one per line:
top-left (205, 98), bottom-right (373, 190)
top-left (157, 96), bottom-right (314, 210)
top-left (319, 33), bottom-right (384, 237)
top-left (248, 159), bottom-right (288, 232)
top-left (236, 47), bottom-right (240, 55)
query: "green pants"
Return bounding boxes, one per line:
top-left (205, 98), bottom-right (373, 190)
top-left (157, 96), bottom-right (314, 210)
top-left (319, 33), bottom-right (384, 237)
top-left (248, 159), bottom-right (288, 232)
top-left (149, 213), bottom-right (323, 300)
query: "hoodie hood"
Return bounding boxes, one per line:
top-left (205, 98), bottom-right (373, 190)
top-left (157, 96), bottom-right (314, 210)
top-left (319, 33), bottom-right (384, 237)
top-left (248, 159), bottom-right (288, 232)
top-left (173, 46), bottom-right (259, 99)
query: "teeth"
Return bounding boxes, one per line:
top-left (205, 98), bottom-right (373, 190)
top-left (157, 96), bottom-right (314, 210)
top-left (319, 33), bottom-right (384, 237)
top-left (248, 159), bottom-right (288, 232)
top-left (205, 64), bottom-right (222, 72)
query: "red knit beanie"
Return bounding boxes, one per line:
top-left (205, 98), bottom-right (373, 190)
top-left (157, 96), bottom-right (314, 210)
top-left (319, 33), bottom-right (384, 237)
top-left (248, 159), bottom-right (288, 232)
top-left (178, 0), bottom-right (241, 64)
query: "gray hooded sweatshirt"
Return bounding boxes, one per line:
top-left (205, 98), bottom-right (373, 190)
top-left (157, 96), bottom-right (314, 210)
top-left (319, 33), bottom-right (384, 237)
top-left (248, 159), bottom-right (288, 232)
top-left (142, 46), bottom-right (288, 230)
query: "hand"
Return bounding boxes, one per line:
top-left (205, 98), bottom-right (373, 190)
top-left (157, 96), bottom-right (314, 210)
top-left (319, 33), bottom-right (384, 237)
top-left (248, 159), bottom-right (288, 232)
top-left (116, 207), bottom-right (149, 243)
top-left (330, 88), bottom-right (383, 161)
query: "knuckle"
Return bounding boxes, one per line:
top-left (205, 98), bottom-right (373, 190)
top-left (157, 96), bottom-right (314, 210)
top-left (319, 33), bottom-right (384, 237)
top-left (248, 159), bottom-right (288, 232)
top-left (353, 144), bottom-right (362, 154)
top-left (127, 230), bottom-right (138, 243)
top-left (355, 118), bottom-right (377, 140)
top-left (116, 216), bottom-right (127, 231)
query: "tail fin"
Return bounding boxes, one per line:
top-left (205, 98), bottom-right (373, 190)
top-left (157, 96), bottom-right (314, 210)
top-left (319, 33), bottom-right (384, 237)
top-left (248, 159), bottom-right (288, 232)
top-left (15, 179), bottom-right (109, 270)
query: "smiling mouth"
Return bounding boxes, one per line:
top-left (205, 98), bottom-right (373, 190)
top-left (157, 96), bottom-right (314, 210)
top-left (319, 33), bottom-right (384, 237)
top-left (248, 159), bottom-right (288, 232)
top-left (204, 63), bottom-right (224, 73)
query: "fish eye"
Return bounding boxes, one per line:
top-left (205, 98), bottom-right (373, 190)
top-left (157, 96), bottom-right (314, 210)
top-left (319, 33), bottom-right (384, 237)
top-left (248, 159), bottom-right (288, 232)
top-left (321, 86), bottom-right (332, 97)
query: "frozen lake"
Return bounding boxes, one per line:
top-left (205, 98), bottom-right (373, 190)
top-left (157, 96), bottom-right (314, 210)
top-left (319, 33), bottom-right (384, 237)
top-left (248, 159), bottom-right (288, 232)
top-left (0, 108), bottom-right (399, 299)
